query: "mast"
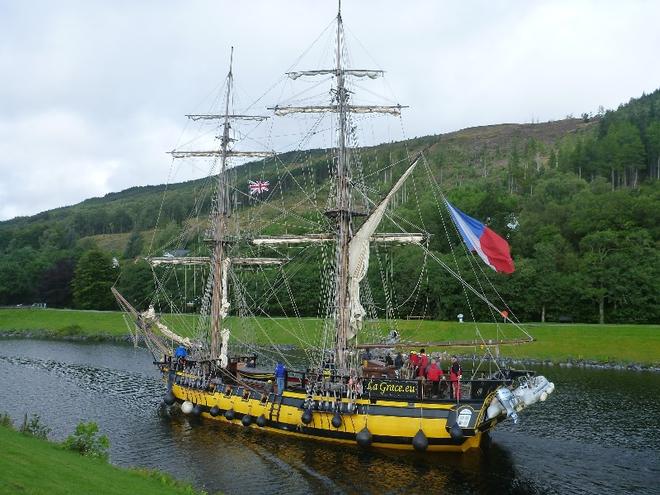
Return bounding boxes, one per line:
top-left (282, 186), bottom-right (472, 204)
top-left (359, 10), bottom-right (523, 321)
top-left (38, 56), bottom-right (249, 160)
top-left (333, 4), bottom-right (351, 371)
top-left (169, 48), bottom-right (274, 360)
top-left (209, 47), bottom-right (234, 359)
top-left (267, 1), bottom-right (411, 372)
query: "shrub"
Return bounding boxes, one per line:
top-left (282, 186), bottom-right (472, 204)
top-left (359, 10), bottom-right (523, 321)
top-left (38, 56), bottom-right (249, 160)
top-left (19, 413), bottom-right (51, 439)
top-left (59, 324), bottom-right (83, 336)
top-left (0, 412), bottom-right (14, 429)
top-left (63, 421), bottom-right (110, 460)
top-left (131, 468), bottom-right (207, 495)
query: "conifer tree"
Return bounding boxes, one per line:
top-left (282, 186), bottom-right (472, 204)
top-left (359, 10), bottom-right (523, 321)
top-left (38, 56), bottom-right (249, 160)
top-left (72, 249), bottom-right (116, 310)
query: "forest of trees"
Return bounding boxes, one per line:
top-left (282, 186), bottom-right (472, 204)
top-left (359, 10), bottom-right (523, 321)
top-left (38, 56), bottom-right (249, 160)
top-left (0, 89), bottom-right (658, 324)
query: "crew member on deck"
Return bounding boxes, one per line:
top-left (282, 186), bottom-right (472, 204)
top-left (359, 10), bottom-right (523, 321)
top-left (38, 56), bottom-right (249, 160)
top-left (449, 355), bottom-right (462, 400)
top-left (275, 361), bottom-right (287, 395)
top-left (361, 348), bottom-right (372, 365)
top-left (174, 345), bottom-right (188, 370)
top-left (417, 349), bottom-right (429, 378)
top-left (394, 352), bottom-right (404, 369)
top-left (409, 351), bottom-right (419, 375)
top-left (426, 359), bottom-right (444, 398)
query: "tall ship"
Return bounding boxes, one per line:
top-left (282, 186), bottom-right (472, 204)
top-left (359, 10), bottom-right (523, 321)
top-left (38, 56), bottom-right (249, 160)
top-left (114, 3), bottom-right (554, 452)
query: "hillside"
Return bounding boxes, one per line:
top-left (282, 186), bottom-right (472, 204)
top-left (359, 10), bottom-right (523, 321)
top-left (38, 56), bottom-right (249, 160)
top-left (0, 119), bottom-right (594, 251)
top-left (1, 88), bottom-right (659, 324)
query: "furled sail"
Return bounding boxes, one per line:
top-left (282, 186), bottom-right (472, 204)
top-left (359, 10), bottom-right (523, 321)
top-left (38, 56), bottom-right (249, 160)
top-left (185, 114), bottom-right (269, 121)
top-left (220, 258), bottom-right (231, 319)
top-left (346, 155), bottom-right (421, 339)
top-left (148, 256), bottom-right (210, 266)
top-left (219, 328), bottom-right (230, 368)
top-left (286, 69), bottom-right (384, 79)
top-left (169, 150), bottom-right (275, 159)
top-left (270, 105), bottom-right (405, 116)
top-left (251, 233), bottom-right (425, 245)
top-left (141, 306), bottom-right (197, 348)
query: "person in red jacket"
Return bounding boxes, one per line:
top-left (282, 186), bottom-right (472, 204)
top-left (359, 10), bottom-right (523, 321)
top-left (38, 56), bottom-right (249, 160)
top-left (449, 355), bottom-right (462, 400)
top-left (426, 358), bottom-right (444, 398)
top-left (409, 351), bottom-right (419, 375)
top-left (417, 349), bottom-right (429, 378)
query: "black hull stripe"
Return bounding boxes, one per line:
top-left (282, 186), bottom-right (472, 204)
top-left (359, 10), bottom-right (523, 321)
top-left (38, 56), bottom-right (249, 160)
top-left (294, 424), bottom-right (468, 446)
top-left (276, 395), bottom-right (485, 420)
top-left (173, 389), bottom-right (485, 421)
top-left (172, 399), bottom-right (473, 445)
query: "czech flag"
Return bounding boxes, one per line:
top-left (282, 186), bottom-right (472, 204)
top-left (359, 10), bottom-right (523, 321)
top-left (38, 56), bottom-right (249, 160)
top-left (445, 200), bottom-right (515, 274)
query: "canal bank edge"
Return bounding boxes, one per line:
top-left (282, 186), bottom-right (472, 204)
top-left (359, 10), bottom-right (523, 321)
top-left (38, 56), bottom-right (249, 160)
top-left (1, 329), bottom-right (658, 372)
top-left (1, 309), bottom-right (658, 368)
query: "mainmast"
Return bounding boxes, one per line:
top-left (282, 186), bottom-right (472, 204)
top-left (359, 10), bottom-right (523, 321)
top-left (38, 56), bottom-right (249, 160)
top-left (333, 5), bottom-right (351, 371)
top-left (266, 2), bottom-right (410, 372)
top-left (169, 48), bottom-right (274, 359)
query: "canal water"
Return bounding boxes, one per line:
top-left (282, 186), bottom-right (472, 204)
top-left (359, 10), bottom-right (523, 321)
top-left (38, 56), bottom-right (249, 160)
top-left (0, 339), bottom-right (658, 494)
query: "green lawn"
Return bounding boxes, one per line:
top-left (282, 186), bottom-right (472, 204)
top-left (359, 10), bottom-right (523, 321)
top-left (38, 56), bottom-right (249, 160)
top-left (1, 308), bottom-right (658, 365)
top-left (369, 319), bottom-right (660, 365)
top-left (0, 425), bottom-right (207, 495)
top-left (0, 308), bottom-right (134, 337)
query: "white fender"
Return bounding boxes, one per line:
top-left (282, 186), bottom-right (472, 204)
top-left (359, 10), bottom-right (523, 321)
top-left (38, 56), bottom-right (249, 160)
top-left (181, 401), bottom-right (194, 414)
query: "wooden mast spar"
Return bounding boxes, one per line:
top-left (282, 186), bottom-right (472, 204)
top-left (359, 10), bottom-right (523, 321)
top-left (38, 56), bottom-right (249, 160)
top-left (169, 48), bottom-right (274, 360)
top-left (333, 5), bottom-right (352, 372)
top-left (265, 1), bottom-right (413, 373)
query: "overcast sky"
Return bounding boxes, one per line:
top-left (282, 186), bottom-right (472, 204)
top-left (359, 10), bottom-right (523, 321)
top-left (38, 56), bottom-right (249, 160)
top-left (1, 0), bottom-right (659, 221)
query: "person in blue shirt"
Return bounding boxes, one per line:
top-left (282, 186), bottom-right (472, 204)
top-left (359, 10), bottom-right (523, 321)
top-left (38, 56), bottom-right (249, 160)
top-left (274, 361), bottom-right (287, 395)
top-left (174, 345), bottom-right (188, 370)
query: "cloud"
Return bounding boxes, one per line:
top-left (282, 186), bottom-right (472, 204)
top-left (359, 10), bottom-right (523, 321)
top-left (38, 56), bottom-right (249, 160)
top-left (0, 110), bottom-right (113, 217)
top-left (1, 0), bottom-right (660, 220)
top-left (0, 109), bottom-right (182, 219)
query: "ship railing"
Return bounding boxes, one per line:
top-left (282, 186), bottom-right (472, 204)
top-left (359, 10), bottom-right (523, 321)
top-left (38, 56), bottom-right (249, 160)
top-left (155, 361), bottom-right (519, 403)
top-left (283, 369), bottom-right (515, 402)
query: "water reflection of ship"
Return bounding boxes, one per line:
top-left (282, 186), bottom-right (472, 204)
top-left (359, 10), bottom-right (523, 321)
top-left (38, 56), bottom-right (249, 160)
top-left (113, 1), bottom-right (554, 453)
top-left (160, 410), bottom-right (528, 495)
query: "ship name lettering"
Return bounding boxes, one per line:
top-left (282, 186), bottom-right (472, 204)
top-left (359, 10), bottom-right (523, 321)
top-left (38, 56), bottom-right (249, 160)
top-left (365, 380), bottom-right (416, 395)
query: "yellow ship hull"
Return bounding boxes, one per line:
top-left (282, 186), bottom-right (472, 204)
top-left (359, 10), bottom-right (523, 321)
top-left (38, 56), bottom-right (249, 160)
top-left (170, 381), bottom-right (500, 453)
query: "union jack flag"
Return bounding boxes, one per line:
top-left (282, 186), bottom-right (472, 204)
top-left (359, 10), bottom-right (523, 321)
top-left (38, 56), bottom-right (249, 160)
top-left (248, 180), bottom-right (269, 195)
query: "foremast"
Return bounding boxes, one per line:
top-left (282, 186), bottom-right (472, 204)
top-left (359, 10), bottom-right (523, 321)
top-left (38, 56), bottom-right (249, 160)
top-left (170, 48), bottom-right (274, 359)
top-left (209, 48), bottom-right (234, 360)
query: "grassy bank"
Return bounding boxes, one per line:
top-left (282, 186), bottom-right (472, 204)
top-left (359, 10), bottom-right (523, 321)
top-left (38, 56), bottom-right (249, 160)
top-left (1, 308), bottom-right (658, 365)
top-left (0, 425), bottom-right (206, 495)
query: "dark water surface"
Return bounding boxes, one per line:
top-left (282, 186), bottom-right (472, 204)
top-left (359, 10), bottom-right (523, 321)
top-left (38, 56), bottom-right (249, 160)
top-left (0, 339), bottom-right (658, 494)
